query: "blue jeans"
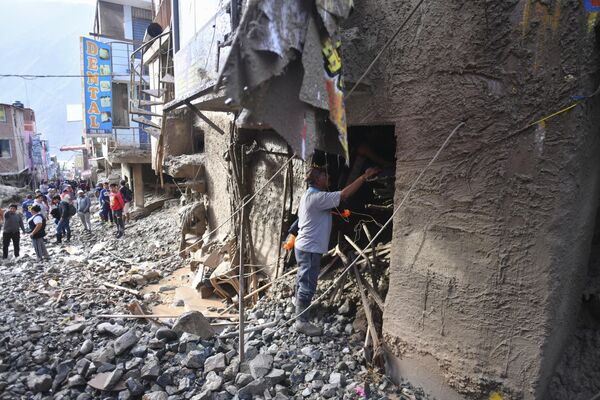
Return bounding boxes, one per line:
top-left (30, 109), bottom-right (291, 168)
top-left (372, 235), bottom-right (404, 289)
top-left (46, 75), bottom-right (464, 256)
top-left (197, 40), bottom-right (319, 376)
top-left (56, 218), bottom-right (71, 237)
top-left (294, 248), bottom-right (322, 304)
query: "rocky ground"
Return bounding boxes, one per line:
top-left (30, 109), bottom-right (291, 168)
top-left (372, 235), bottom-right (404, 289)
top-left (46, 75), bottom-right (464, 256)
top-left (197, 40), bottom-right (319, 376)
top-left (0, 201), bottom-right (421, 400)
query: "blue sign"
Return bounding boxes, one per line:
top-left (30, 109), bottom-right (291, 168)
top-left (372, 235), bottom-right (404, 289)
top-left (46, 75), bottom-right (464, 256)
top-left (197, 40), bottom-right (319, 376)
top-left (585, 0), bottom-right (600, 12)
top-left (81, 37), bottom-right (112, 135)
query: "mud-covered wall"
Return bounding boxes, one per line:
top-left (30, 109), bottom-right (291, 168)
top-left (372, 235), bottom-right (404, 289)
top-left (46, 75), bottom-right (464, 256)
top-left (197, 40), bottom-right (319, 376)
top-left (241, 131), bottom-right (305, 277)
top-left (344, 0), bottom-right (600, 399)
top-left (198, 112), bottom-right (234, 239)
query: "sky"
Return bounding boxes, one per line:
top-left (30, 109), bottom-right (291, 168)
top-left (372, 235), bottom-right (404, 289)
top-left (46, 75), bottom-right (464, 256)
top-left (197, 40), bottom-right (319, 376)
top-left (0, 0), bottom-right (96, 160)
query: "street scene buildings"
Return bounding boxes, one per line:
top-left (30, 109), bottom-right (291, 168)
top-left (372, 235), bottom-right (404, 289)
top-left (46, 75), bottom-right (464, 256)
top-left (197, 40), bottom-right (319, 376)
top-left (0, 0), bottom-right (599, 399)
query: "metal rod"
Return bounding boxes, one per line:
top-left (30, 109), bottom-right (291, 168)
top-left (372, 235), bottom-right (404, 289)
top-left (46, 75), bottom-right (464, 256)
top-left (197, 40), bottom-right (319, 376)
top-left (238, 195), bottom-right (247, 362)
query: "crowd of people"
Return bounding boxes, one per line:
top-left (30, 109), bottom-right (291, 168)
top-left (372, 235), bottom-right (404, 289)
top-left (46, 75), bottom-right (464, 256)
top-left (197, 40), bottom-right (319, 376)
top-left (0, 178), bottom-right (134, 262)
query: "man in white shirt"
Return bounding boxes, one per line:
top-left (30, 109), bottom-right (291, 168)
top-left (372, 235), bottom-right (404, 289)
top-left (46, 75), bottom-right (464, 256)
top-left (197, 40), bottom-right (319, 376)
top-left (294, 165), bottom-right (379, 336)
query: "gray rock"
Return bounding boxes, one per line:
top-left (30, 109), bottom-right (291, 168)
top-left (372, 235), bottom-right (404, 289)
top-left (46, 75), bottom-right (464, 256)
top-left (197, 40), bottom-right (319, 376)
top-left (249, 354), bottom-right (273, 379)
top-left (204, 352), bottom-right (226, 373)
top-left (190, 390), bottom-right (212, 400)
top-left (202, 371), bottom-right (223, 392)
top-left (235, 373), bottom-right (253, 387)
top-left (105, 368), bottom-right (125, 390)
top-left (98, 322), bottom-right (127, 336)
top-left (141, 358), bottom-right (160, 380)
top-left (114, 330), bottom-right (139, 355)
top-left (126, 377), bottom-right (144, 396)
top-left (142, 392), bottom-right (169, 400)
top-left (27, 374), bottom-right (52, 393)
top-left (67, 374), bottom-right (86, 387)
top-left (238, 378), bottom-right (268, 398)
top-left (223, 359), bottom-right (240, 381)
top-left (79, 339), bottom-right (93, 355)
top-left (172, 311), bottom-right (215, 339)
top-left (301, 387), bottom-right (312, 397)
top-left (328, 372), bottom-right (345, 387)
top-left (155, 327), bottom-right (178, 341)
top-left (64, 323), bottom-right (85, 333)
top-left (320, 383), bottom-right (338, 398)
top-left (181, 350), bottom-right (205, 369)
top-left (305, 370), bottom-right (321, 382)
top-left (75, 358), bottom-right (91, 377)
top-left (265, 368), bottom-right (286, 385)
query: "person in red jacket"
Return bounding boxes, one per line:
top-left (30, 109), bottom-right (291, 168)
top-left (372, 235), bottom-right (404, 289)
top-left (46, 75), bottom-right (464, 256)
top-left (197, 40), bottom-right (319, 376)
top-left (109, 183), bottom-right (125, 238)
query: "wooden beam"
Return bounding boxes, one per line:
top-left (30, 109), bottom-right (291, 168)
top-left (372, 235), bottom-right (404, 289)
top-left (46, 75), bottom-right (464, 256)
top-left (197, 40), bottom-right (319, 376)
top-left (185, 101), bottom-right (226, 135)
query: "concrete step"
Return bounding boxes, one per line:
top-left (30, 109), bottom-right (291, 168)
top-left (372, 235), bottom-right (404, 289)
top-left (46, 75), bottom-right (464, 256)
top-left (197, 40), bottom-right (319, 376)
top-left (132, 99), bottom-right (164, 107)
top-left (130, 107), bottom-right (162, 117)
top-left (142, 88), bottom-right (164, 98)
top-left (132, 116), bottom-right (161, 129)
top-left (161, 73), bottom-right (175, 84)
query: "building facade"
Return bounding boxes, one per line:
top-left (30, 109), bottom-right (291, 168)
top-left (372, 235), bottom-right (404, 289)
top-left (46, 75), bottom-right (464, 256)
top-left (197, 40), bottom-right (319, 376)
top-left (136, 1), bottom-right (600, 399)
top-left (82, 0), bottom-right (154, 206)
top-left (0, 102), bottom-right (49, 187)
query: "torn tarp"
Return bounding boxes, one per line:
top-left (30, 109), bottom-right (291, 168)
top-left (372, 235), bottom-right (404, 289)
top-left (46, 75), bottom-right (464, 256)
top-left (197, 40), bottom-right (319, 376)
top-left (217, 0), bottom-right (352, 162)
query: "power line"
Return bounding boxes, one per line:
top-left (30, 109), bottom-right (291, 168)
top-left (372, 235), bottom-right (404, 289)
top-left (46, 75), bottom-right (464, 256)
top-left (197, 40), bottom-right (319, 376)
top-left (0, 74), bottom-right (131, 79)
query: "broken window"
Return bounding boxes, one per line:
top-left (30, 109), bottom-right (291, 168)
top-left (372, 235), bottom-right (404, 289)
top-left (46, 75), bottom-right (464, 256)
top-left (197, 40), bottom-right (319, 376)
top-left (0, 140), bottom-right (12, 158)
top-left (98, 1), bottom-right (124, 39)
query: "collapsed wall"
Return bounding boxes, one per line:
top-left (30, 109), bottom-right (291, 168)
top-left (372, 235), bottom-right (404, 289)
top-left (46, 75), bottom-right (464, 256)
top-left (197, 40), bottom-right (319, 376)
top-left (344, 0), bottom-right (600, 399)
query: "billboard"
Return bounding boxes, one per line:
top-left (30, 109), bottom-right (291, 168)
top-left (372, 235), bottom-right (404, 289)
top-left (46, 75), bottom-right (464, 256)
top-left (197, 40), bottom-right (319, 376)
top-left (585, 0), bottom-right (600, 11)
top-left (80, 37), bottom-right (112, 136)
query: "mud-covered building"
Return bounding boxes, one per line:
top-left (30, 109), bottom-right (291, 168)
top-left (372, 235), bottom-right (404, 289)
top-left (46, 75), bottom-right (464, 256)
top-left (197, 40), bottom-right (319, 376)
top-left (133, 1), bottom-right (600, 399)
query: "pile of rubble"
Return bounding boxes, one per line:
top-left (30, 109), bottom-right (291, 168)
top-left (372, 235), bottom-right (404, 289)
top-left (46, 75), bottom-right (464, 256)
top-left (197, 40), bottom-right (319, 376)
top-left (0, 202), bottom-right (421, 399)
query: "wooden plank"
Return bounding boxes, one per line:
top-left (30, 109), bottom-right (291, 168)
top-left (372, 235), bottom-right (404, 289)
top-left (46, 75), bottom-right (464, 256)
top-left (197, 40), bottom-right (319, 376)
top-left (352, 266), bottom-right (381, 349)
top-left (101, 282), bottom-right (139, 296)
top-left (343, 235), bottom-right (379, 292)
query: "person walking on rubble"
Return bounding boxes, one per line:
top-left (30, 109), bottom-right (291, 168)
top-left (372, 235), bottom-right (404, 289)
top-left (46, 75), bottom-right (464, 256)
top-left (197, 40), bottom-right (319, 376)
top-left (119, 180), bottom-right (133, 224)
top-left (28, 205), bottom-right (50, 261)
top-left (109, 183), bottom-right (126, 238)
top-left (2, 204), bottom-right (25, 259)
top-left (52, 195), bottom-right (74, 244)
top-left (293, 165), bottom-right (380, 336)
top-left (76, 190), bottom-right (92, 233)
top-left (99, 182), bottom-right (113, 225)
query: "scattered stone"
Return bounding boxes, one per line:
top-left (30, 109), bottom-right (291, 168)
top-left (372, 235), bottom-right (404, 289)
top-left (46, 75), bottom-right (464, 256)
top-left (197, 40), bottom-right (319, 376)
top-left (155, 327), bottom-right (178, 341)
top-left (27, 374), bottom-right (52, 393)
top-left (204, 352), bottom-right (226, 373)
top-left (79, 339), bottom-right (93, 355)
top-left (172, 311), bottom-right (215, 339)
top-left (182, 350), bottom-right (205, 369)
top-left (249, 354), bottom-right (273, 379)
top-left (202, 371), bottom-right (223, 392)
top-left (114, 330), bottom-right (139, 355)
top-left (142, 391), bottom-right (169, 400)
top-left (98, 322), bottom-right (127, 336)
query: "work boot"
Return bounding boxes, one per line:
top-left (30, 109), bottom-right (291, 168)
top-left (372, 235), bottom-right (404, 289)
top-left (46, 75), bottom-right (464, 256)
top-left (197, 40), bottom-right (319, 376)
top-left (55, 234), bottom-right (62, 244)
top-left (66, 232), bottom-right (71, 242)
top-left (294, 301), bottom-right (322, 336)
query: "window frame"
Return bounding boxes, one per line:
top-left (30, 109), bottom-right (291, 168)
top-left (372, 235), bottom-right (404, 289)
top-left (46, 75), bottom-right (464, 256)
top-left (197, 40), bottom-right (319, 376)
top-left (0, 139), bottom-right (12, 158)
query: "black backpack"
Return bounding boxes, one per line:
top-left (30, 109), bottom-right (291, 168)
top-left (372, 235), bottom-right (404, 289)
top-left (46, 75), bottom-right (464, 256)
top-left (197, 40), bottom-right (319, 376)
top-left (67, 203), bottom-right (77, 218)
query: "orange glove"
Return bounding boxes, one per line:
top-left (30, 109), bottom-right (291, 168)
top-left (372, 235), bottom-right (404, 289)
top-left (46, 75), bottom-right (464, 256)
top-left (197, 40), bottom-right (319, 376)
top-left (332, 209), bottom-right (351, 218)
top-left (283, 234), bottom-right (296, 251)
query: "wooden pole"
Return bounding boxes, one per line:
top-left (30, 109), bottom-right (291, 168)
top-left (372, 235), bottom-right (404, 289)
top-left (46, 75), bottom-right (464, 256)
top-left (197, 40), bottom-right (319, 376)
top-left (238, 195), bottom-right (247, 363)
top-left (275, 161), bottom-right (290, 279)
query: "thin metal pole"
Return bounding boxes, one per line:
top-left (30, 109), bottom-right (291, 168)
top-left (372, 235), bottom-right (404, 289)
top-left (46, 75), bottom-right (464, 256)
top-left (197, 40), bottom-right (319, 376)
top-left (238, 195), bottom-right (247, 362)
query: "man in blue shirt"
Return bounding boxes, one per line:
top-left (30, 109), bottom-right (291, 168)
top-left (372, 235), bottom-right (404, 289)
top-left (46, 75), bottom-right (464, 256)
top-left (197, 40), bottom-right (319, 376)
top-left (294, 165), bottom-right (379, 336)
top-left (21, 194), bottom-right (34, 230)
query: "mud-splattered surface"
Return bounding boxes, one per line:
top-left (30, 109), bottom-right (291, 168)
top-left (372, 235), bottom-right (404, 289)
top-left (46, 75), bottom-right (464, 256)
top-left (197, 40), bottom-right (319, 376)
top-left (342, 0), bottom-right (600, 398)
